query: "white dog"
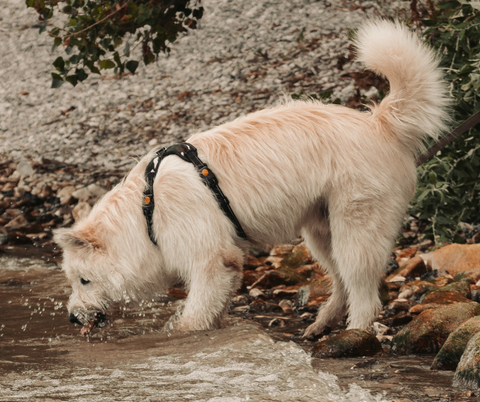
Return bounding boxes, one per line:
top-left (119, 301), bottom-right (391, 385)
top-left (55, 20), bottom-right (449, 337)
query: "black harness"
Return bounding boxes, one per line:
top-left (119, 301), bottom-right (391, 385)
top-left (142, 142), bottom-right (247, 245)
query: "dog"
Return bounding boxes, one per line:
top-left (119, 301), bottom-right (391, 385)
top-left (54, 20), bottom-right (449, 337)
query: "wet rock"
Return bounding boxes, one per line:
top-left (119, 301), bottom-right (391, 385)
top-left (393, 303), bottom-right (480, 354)
top-left (453, 332), bottom-right (480, 390)
top-left (312, 329), bottom-right (382, 358)
top-left (248, 299), bottom-right (283, 313)
top-left (421, 244), bottom-right (480, 276)
top-left (432, 316), bottom-right (480, 370)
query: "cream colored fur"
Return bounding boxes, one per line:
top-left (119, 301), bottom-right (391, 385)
top-left (54, 20), bottom-right (449, 336)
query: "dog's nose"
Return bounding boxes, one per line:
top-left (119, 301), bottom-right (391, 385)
top-left (69, 313), bottom-right (82, 325)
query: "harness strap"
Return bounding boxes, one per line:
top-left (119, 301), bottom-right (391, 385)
top-left (142, 142), bottom-right (247, 245)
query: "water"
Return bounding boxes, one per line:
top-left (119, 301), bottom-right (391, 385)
top-left (0, 256), bottom-right (389, 401)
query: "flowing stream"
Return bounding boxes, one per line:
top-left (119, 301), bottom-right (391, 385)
top-left (0, 255), bottom-right (389, 402)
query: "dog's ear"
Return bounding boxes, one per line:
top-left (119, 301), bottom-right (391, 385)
top-left (53, 227), bottom-right (102, 251)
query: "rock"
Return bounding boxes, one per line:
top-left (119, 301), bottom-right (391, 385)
top-left (388, 275), bottom-right (406, 283)
top-left (312, 329), bottom-right (382, 358)
top-left (421, 280), bottom-right (472, 302)
top-left (453, 332), bottom-right (480, 390)
top-left (395, 248), bottom-right (417, 266)
top-left (4, 215), bottom-right (29, 230)
top-left (72, 202), bottom-right (92, 222)
top-left (421, 244), bottom-right (480, 276)
top-left (242, 270), bottom-right (263, 287)
top-left (249, 288), bottom-right (265, 298)
top-left (270, 244), bottom-right (295, 256)
top-left (385, 258), bottom-right (399, 276)
top-left (250, 270), bottom-right (289, 289)
top-left (393, 303), bottom-right (480, 354)
top-left (248, 299), bottom-right (283, 313)
top-left (433, 316), bottom-right (480, 370)
top-left (272, 286), bottom-right (299, 298)
top-left (398, 280), bottom-right (437, 301)
top-left (15, 160), bottom-right (34, 177)
top-left (397, 256), bottom-right (428, 279)
top-left (278, 299), bottom-right (293, 314)
top-left (421, 291), bottom-right (473, 306)
top-left (384, 299), bottom-right (413, 317)
top-left (372, 322), bottom-right (391, 337)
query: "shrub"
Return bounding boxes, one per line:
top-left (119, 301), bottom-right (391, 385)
top-left (26, 0), bottom-right (203, 87)
top-left (408, 0), bottom-right (480, 243)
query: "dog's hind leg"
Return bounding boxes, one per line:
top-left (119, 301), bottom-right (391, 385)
top-left (328, 196), bottom-right (399, 331)
top-left (301, 213), bottom-right (348, 338)
top-left (177, 246), bottom-right (244, 331)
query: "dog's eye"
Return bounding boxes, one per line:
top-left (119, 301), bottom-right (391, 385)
top-left (80, 278), bottom-right (90, 285)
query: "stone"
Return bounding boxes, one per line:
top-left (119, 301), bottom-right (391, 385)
top-left (453, 332), bottom-right (480, 390)
top-left (4, 215), bottom-right (28, 230)
top-left (433, 316), bottom-right (480, 370)
top-left (278, 299), bottom-right (293, 314)
top-left (421, 291), bottom-right (473, 306)
top-left (250, 270), bottom-right (289, 289)
top-left (397, 256), bottom-right (428, 279)
top-left (398, 280), bottom-right (437, 300)
top-left (15, 160), bottom-right (34, 177)
top-left (395, 248), bottom-right (417, 266)
top-left (393, 303), bottom-right (480, 354)
top-left (421, 244), bottom-right (480, 276)
top-left (372, 322), bottom-right (391, 337)
top-left (312, 329), bottom-right (382, 358)
top-left (248, 299), bottom-right (283, 313)
top-left (249, 288), bottom-right (265, 298)
top-left (421, 280), bottom-right (472, 302)
top-left (242, 270), bottom-right (263, 287)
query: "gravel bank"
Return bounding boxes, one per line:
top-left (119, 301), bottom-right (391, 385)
top-left (1, 0), bottom-right (410, 170)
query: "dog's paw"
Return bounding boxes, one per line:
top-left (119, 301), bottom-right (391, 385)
top-left (302, 322), bottom-right (331, 340)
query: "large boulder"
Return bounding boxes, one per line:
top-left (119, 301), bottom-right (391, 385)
top-left (312, 329), bottom-right (382, 358)
top-left (453, 332), bottom-right (480, 390)
top-left (421, 244), bottom-right (480, 276)
top-left (392, 303), bottom-right (480, 354)
top-left (432, 316), bottom-right (480, 370)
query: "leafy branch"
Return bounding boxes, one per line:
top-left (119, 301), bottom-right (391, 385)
top-left (26, 0), bottom-right (204, 87)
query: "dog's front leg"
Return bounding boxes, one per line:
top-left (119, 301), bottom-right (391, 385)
top-left (176, 250), bottom-right (243, 331)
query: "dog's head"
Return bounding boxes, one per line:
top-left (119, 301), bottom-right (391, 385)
top-left (54, 177), bottom-right (163, 334)
top-left (54, 222), bottom-right (126, 333)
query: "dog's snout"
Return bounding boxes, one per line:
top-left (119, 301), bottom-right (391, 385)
top-left (69, 313), bottom-right (82, 325)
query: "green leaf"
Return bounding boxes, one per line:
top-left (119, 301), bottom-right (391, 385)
top-left (125, 60), bottom-right (139, 74)
top-left (65, 75), bottom-right (78, 86)
top-left (51, 73), bottom-right (64, 88)
top-left (53, 56), bottom-right (65, 72)
top-left (99, 59), bottom-right (116, 69)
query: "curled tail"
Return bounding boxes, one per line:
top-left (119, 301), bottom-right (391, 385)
top-left (355, 20), bottom-right (450, 155)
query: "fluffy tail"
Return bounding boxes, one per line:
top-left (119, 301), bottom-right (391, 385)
top-left (355, 20), bottom-right (450, 155)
